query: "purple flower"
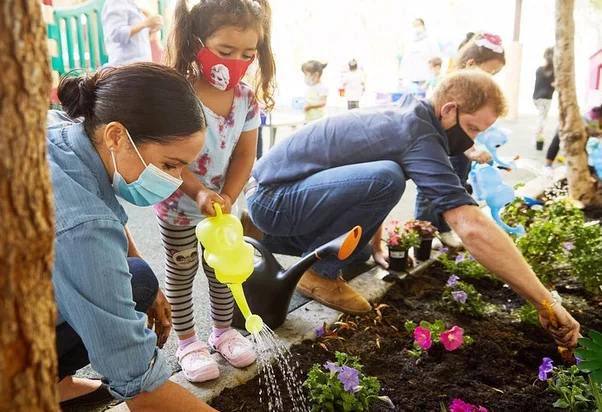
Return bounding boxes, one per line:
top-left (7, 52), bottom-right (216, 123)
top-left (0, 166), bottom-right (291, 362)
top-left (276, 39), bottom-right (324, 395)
top-left (563, 242), bottom-right (575, 251)
top-left (538, 357), bottom-right (554, 381)
top-left (455, 254), bottom-right (466, 264)
top-left (575, 356), bottom-right (583, 365)
top-left (338, 366), bottom-right (360, 392)
top-left (467, 254), bottom-right (475, 261)
top-left (316, 326), bottom-right (324, 337)
top-left (447, 275), bottom-right (460, 287)
top-left (324, 361), bottom-right (342, 374)
top-left (438, 247), bottom-right (449, 253)
top-left (452, 290), bottom-right (468, 304)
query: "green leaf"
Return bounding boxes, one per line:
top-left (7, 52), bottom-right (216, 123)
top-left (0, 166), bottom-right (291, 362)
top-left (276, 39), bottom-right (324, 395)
top-left (590, 330), bottom-right (602, 346)
top-left (593, 370), bottom-right (602, 385)
top-left (553, 399), bottom-right (570, 408)
top-left (577, 338), bottom-right (602, 352)
top-left (575, 347), bottom-right (602, 361)
top-left (576, 360), bottom-right (602, 373)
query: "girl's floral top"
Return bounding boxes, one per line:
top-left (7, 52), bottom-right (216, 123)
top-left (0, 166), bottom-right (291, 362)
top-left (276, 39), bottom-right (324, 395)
top-left (154, 82), bottom-right (260, 226)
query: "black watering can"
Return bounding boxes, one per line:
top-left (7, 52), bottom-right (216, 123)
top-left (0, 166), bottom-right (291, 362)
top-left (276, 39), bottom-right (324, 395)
top-left (231, 226), bottom-right (362, 331)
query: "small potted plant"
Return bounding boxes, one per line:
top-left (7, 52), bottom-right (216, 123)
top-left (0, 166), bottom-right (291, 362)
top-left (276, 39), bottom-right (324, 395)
top-left (386, 220), bottom-right (420, 271)
top-left (404, 219), bottom-right (438, 261)
top-left (536, 134), bottom-right (545, 151)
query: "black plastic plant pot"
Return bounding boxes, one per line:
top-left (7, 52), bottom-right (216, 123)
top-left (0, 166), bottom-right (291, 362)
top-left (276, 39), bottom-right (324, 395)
top-left (536, 141), bottom-right (544, 151)
top-left (416, 237), bottom-right (433, 261)
top-left (388, 247), bottom-right (409, 271)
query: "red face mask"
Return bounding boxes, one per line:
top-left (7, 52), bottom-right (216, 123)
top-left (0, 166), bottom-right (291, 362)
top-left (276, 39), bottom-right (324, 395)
top-left (195, 46), bottom-right (255, 91)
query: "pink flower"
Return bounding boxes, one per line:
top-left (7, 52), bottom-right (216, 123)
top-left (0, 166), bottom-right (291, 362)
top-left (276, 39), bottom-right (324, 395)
top-left (450, 399), bottom-right (488, 412)
top-left (413, 326), bottom-right (432, 350)
top-left (387, 236), bottom-right (399, 247)
top-left (440, 326), bottom-right (464, 351)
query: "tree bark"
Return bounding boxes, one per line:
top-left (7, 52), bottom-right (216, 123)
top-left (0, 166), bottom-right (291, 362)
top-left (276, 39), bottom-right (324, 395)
top-left (0, 1), bottom-right (58, 411)
top-left (555, 0), bottom-right (601, 206)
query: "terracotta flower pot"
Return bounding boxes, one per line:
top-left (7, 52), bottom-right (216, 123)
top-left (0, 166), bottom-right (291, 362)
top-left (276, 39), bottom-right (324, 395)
top-left (388, 246), bottom-right (409, 271)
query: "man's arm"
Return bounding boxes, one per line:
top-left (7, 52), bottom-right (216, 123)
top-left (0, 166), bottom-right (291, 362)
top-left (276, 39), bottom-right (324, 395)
top-left (444, 205), bottom-right (580, 346)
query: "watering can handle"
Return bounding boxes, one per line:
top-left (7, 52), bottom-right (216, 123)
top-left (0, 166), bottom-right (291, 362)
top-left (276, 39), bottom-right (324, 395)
top-left (244, 236), bottom-right (272, 261)
top-left (213, 202), bottom-right (223, 217)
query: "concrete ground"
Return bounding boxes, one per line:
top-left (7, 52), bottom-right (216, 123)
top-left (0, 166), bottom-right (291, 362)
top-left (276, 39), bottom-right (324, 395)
top-left (75, 112), bottom-right (559, 406)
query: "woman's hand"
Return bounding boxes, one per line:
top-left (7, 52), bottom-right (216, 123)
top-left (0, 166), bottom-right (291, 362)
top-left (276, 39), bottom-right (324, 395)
top-left (537, 303), bottom-right (581, 348)
top-left (195, 188), bottom-right (225, 217)
top-left (147, 289), bottom-right (172, 348)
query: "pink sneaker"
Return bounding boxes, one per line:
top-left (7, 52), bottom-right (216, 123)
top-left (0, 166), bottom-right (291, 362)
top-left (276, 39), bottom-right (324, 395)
top-left (208, 329), bottom-right (257, 368)
top-left (176, 341), bottom-right (219, 383)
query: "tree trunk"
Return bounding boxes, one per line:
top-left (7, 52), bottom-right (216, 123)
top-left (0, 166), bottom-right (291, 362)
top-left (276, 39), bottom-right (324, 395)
top-left (555, 0), bottom-right (601, 206)
top-left (0, 1), bottom-right (58, 411)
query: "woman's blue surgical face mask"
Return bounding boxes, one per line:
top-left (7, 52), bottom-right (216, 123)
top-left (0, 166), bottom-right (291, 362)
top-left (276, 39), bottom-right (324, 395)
top-left (111, 129), bottom-right (183, 206)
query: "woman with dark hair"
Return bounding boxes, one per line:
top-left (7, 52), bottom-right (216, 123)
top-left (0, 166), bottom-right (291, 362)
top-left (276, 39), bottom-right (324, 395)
top-left (49, 63), bottom-right (217, 411)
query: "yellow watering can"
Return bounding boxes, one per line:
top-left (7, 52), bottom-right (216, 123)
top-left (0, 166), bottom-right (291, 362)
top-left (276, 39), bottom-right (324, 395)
top-left (195, 203), bottom-right (264, 334)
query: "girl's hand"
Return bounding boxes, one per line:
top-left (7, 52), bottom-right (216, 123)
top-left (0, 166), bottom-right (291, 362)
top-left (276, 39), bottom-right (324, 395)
top-left (195, 188), bottom-right (225, 217)
top-left (220, 193), bottom-right (233, 214)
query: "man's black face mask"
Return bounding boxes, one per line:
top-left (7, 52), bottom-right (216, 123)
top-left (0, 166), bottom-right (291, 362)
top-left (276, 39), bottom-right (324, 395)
top-left (443, 108), bottom-right (474, 156)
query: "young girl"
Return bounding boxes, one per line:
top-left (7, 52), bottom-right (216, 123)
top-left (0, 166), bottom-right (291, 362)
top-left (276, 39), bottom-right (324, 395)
top-left (342, 59), bottom-right (365, 110)
top-left (533, 47), bottom-right (555, 145)
top-left (302, 60), bottom-right (329, 122)
top-left (415, 32), bottom-right (505, 248)
top-left (154, 0), bottom-right (275, 383)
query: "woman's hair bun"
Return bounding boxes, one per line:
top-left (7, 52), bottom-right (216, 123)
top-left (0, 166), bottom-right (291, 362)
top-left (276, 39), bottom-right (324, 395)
top-left (57, 72), bottom-right (97, 119)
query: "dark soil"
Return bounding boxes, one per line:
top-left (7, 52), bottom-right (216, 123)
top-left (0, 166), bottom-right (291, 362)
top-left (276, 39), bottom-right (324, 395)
top-left (210, 264), bottom-right (602, 412)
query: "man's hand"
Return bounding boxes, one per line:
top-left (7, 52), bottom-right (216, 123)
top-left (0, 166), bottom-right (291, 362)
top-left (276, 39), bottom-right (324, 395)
top-left (147, 290), bottom-right (172, 348)
top-left (372, 247), bottom-right (389, 269)
top-left (196, 188), bottom-right (225, 217)
top-left (466, 149), bottom-right (493, 164)
top-left (537, 303), bottom-right (581, 348)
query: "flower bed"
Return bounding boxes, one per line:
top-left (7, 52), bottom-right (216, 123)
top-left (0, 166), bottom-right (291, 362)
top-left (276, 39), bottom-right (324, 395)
top-left (210, 263), bottom-right (602, 411)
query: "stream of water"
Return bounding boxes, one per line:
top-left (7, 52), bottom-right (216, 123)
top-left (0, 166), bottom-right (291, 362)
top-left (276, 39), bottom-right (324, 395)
top-left (252, 325), bottom-right (309, 412)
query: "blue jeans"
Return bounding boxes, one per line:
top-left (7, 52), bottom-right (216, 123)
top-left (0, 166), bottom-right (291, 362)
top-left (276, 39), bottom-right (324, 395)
top-left (55, 258), bottom-right (158, 380)
top-left (415, 154), bottom-right (471, 233)
top-left (248, 161), bottom-right (406, 279)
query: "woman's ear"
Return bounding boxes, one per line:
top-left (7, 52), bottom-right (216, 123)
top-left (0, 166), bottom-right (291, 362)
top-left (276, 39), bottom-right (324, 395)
top-left (103, 122), bottom-right (127, 152)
